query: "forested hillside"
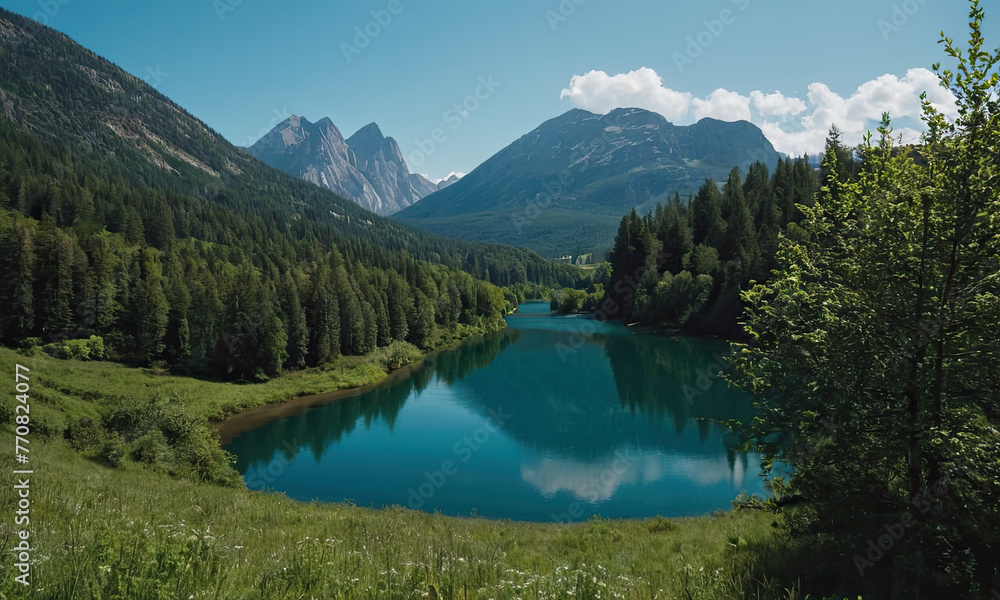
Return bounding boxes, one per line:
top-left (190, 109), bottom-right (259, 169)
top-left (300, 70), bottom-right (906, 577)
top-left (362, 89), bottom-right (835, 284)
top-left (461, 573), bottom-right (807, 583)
top-left (0, 9), bottom-right (581, 378)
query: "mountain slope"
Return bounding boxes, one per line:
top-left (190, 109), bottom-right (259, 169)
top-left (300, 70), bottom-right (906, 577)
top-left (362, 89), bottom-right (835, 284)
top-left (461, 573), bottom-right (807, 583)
top-left (395, 108), bottom-right (780, 257)
top-left (434, 173), bottom-right (462, 190)
top-left (0, 8), bottom-right (584, 377)
top-left (0, 8), bottom-right (578, 288)
top-left (409, 172), bottom-right (440, 197)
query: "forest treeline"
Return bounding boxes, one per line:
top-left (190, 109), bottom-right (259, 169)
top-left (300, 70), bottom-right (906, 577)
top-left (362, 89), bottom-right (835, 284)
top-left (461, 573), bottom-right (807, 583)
top-left (553, 149), bottom-right (839, 334)
top-left (0, 118), bottom-right (523, 377)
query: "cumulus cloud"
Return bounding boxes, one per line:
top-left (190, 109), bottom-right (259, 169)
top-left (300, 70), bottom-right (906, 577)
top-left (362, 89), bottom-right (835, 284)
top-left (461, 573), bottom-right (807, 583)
top-left (559, 66), bottom-right (958, 157)
top-left (750, 90), bottom-right (807, 119)
top-left (692, 89), bottom-right (751, 122)
top-left (559, 67), bottom-right (692, 122)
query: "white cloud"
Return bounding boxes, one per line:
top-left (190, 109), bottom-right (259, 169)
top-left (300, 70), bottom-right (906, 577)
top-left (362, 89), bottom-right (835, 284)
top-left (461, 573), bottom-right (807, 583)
top-left (559, 67), bottom-right (692, 122)
top-left (692, 89), bottom-right (751, 122)
top-left (559, 67), bottom-right (958, 158)
top-left (750, 90), bottom-right (807, 119)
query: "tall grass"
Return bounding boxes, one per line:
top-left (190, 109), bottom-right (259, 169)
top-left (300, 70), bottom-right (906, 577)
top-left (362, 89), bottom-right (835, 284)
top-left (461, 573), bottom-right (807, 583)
top-left (0, 345), bottom-right (819, 599)
top-left (0, 436), bottom-right (809, 599)
top-left (2, 342), bottom-right (419, 425)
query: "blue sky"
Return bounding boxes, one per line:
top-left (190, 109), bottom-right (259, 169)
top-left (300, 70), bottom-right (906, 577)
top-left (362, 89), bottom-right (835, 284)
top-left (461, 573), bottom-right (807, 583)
top-left (2, 0), bottom-right (990, 179)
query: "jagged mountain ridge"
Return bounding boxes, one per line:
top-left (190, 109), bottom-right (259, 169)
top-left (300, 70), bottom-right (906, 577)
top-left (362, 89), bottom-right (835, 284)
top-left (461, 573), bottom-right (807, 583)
top-left (247, 116), bottom-right (444, 215)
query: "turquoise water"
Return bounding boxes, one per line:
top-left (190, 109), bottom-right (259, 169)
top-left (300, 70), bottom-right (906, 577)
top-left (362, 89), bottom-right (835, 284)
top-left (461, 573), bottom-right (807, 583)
top-left (225, 302), bottom-right (767, 522)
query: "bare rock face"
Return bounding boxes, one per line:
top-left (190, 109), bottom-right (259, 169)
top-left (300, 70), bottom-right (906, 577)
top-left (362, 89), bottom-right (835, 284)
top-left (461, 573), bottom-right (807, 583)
top-left (409, 172), bottom-right (440, 198)
top-left (346, 122), bottom-right (426, 215)
top-left (248, 117), bottom-right (435, 215)
top-left (435, 173), bottom-right (462, 191)
top-left (247, 115), bottom-right (384, 213)
top-left (0, 88), bottom-right (21, 121)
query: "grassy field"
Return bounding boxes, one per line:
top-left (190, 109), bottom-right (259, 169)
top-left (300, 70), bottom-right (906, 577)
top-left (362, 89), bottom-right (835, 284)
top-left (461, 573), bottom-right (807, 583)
top-left (0, 345), bottom-right (821, 600)
top-left (5, 343), bottom-right (423, 425)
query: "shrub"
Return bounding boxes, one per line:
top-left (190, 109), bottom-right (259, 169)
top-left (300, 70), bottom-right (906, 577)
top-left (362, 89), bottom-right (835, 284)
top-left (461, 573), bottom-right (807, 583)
top-left (101, 436), bottom-right (127, 468)
top-left (66, 416), bottom-right (106, 452)
top-left (28, 405), bottom-right (67, 439)
top-left (85, 335), bottom-right (105, 360)
top-left (130, 430), bottom-right (169, 466)
top-left (102, 397), bottom-right (162, 441)
top-left (42, 336), bottom-right (105, 361)
top-left (20, 337), bottom-right (42, 349)
top-left (381, 341), bottom-right (421, 371)
top-left (645, 516), bottom-right (678, 534)
top-left (98, 396), bottom-right (241, 486)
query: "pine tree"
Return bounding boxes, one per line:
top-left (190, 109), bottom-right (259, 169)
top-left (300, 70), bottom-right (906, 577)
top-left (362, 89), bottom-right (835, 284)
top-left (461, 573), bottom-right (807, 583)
top-left (386, 272), bottom-right (412, 341)
top-left (279, 271), bottom-right (308, 370)
top-left (691, 179), bottom-right (726, 247)
top-left (162, 254), bottom-right (192, 367)
top-left (606, 209), bottom-right (659, 319)
top-left (0, 215), bottom-right (35, 339)
top-left (720, 167), bottom-right (760, 276)
top-left (654, 203), bottom-right (692, 275)
top-left (34, 217), bottom-right (75, 340)
top-left (132, 248), bottom-right (169, 362)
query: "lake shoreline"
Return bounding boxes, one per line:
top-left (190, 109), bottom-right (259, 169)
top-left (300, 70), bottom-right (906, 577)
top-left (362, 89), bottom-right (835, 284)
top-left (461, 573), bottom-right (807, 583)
top-left (214, 331), bottom-right (494, 445)
top-left (552, 308), bottom-right (738, 344)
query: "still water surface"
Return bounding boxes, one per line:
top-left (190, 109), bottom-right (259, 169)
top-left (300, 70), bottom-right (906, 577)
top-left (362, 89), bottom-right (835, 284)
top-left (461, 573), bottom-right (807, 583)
top-left (225, 302), bottom-right (767, 521)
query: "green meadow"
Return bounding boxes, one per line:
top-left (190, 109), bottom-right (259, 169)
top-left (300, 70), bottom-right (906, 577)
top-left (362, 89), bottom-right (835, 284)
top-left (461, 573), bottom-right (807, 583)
top-left (0, 346), bottom-right (833, 600)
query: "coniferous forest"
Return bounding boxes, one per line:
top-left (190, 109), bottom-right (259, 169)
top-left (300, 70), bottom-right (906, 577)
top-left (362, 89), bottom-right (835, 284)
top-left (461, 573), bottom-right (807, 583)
top-left (552, 153), bottom-right (821, 335)
top-left (0, 9), bottom-right (582, 378)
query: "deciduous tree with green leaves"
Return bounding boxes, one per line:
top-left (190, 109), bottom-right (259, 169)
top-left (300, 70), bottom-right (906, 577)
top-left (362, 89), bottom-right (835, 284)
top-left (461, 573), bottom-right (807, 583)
top-left (733, 2), bottom-right (1000, 596)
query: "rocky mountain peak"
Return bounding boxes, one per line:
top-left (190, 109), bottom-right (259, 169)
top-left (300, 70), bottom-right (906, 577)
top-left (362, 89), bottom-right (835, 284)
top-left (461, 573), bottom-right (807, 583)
top-left (248, 117), bottom-right (441, 215)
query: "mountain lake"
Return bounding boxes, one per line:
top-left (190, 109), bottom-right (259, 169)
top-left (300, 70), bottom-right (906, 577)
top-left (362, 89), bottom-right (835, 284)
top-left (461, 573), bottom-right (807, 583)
top-left (222, 302), bottom-right (769, 522)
